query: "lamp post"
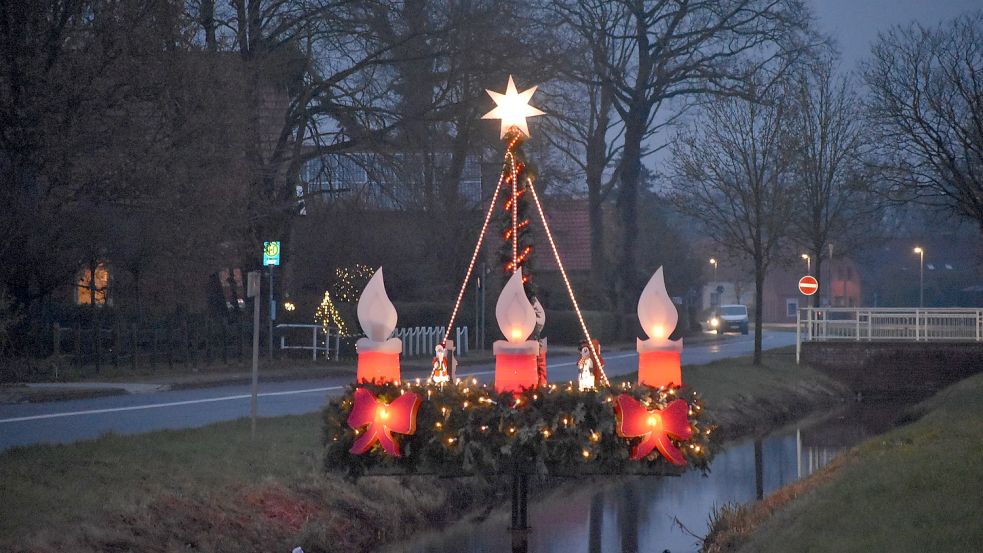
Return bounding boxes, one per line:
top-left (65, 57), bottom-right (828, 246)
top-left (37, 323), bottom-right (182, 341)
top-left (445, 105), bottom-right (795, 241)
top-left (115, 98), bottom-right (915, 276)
top-left (709, 258), bottom-right (718, 283)
top-left (801, 253), bottom-right (811, 273)
top-left (913, 247), bottom-right (924, 307)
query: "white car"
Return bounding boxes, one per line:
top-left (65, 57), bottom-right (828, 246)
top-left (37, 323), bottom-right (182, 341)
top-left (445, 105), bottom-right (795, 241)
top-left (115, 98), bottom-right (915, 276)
top-left (710, 304), bottom-right (749, 335)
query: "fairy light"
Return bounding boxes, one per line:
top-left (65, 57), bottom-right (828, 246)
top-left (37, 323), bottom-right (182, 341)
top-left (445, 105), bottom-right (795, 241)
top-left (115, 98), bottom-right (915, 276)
top-left (442, 165), bottom-right (506, 343)
top-left (526, 176), bottom-right (609, 387)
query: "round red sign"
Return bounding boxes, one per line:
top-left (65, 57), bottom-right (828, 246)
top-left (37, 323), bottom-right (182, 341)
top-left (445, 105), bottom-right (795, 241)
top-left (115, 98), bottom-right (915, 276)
top-left (798, 275), bottom-right (819, 296)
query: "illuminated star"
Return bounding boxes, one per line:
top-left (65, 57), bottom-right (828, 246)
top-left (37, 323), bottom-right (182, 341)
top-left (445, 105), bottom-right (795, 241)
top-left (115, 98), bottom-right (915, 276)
top-left (482, 75), bottom-right (545, 139)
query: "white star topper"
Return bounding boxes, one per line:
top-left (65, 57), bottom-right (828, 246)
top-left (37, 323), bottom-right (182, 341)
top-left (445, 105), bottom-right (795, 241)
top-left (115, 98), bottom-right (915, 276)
top-left (482, 75), bottom-right (546, 139)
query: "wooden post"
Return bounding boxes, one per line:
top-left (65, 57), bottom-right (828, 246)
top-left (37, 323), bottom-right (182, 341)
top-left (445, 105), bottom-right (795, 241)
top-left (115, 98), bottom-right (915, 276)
top-left (222, 320), bottom-right (229, 365)
top-left (152, 328), bottom-right (159, 369)
top-left (184, 317), bottom-right (191, 369)
top-left (74, 322), bottom-right (82, 368)
top-left (205, 319), bottom-right (212, 366)
top-left (167, 326), bottom-right (174, 370)
top-left (112, 321), bottom-right (121, 369)
top-left (52, 323), bottom-right (61, 358)
top-left (131, 324), bottom-right (138, 371)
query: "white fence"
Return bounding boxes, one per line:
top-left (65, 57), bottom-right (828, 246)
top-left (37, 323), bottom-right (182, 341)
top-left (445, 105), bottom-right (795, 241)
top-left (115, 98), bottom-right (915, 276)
top-left (393, 326), bottom-right (469, 357)
top-left (276, 324), bottom-right (341, 360)
top-left (796, 307), bottom-right (983, 363)
top-left (277, 324), bottom-right (470, 359)
top-left (798, 308), bottom-right (983, 342)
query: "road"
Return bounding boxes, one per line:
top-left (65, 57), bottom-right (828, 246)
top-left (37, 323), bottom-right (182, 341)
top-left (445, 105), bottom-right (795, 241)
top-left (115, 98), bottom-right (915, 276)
top-left (0, 331), bottom-right (795, 451)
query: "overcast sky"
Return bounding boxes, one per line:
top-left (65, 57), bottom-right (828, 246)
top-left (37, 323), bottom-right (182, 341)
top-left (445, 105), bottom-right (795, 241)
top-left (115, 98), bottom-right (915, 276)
top-left (811, 0), bottom-right (980, 72)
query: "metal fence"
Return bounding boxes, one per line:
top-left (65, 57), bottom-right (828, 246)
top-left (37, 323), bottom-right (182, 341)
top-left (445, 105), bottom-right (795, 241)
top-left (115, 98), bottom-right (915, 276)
top-left (796, 307), bottom-right (983, 363)
top-left (798, 307), bottom-right (983, 342)
top-left (276, 324), bottom-right (341, 360)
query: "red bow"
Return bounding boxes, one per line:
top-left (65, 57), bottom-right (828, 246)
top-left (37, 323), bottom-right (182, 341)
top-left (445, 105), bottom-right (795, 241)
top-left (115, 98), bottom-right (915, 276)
top-left (348, 387), bottom-right (422, 457)
top-left (614, 396), bottom-right (692, 464)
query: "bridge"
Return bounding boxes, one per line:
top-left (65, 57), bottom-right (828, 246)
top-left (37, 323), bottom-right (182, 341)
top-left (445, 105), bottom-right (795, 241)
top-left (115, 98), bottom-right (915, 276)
top-left (796, 308), bottom-right (983, 395)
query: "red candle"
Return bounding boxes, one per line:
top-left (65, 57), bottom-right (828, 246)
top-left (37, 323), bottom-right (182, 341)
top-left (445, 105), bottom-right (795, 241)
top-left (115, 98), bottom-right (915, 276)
top-left (638, 350), bottom-right (681, 388)
top-left (494, 352), bottom-right (538, 393)
top-left (357, 351), bottom-right (401, 384)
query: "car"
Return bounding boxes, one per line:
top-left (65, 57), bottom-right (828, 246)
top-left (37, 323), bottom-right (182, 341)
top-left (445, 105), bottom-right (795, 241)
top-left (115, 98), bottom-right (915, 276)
top-left (710, 304), bottom-right (749, 335)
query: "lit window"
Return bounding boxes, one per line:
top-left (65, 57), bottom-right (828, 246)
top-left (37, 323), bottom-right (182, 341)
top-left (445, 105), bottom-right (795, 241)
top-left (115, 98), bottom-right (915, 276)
top-left (77, 263), bottom-right (109, 305)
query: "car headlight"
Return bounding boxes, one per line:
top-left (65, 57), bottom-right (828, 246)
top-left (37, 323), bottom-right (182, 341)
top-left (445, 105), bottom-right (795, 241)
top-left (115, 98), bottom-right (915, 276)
top-left (710, 317), bottom-right (719, 327)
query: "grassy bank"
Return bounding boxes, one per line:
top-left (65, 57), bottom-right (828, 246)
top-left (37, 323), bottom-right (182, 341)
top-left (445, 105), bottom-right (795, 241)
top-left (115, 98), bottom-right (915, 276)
top-left (704, 371), bottom-right (983, 552)
top-left (0, 348), bottom-right (846, 552)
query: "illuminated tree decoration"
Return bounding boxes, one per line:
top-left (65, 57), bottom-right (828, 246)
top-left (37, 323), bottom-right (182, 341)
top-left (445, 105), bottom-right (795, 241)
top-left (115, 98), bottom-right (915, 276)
top-left (614, 395), bottom-right (692, 464)
top-left (492, 271), bottom-right (540, 392)
top-left (348, 387), bottom-right (422, 457)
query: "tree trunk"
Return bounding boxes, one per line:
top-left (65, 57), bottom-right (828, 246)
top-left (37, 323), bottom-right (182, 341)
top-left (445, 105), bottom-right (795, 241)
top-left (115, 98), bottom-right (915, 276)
top-left (615, 117), bottom-right (646, 337)
top-left (753, 261), bottom-right (765, 366)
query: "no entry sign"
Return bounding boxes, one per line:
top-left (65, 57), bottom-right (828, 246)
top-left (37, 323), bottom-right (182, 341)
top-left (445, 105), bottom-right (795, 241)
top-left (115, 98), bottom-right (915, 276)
top-left (798, 275), bottom-right (819, 296)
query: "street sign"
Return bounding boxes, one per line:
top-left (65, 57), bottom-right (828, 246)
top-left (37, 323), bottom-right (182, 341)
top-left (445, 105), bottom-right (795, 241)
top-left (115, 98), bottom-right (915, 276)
top-left (263, 241), bottom-right (281, 266)
top-left (798, 275), bottom-right (819, 296)
top-left (247, 271), bottom-right (260, 298)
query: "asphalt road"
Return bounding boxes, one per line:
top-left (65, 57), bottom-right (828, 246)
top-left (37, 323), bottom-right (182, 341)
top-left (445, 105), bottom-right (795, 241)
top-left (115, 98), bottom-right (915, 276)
top-left (0, 331), bottom-right (796, 451)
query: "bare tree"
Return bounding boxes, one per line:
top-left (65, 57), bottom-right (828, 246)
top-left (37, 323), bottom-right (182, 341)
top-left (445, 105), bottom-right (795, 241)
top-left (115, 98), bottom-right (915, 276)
top-left (542, 0), bottom-right (630, 290)
top-left (574, 0), bottom-right (814, 334)
top-left (864, 12), bottom-right (983, 236)
top-left (669, 86), bottom-right (796, 365)
top-left (788, 56), bottom-right (874, 306)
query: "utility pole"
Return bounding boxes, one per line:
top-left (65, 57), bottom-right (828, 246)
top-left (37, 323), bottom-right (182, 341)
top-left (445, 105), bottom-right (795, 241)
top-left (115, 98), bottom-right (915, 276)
top-left (247, 271), bottom-right (261, 438)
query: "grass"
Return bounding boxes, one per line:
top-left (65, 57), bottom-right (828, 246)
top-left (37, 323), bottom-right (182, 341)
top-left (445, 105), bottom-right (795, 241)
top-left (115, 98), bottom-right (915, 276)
top-left (0, 347), bottom-right (847, 552)
top-left (704, 371), bottom-right (983, 553)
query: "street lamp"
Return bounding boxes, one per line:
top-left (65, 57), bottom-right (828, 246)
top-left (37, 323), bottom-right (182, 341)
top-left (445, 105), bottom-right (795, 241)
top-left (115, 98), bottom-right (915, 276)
top-left (913, 247), bottom-right (924, 307)
top-left (709, 258), bottom-right (718, 283)
top-left (801, 253), bottom-right (811, 274)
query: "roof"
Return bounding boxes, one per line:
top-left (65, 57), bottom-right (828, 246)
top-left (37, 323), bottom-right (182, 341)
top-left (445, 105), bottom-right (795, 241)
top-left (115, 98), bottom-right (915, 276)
top-left (531, 199), bottom-right (592, 272)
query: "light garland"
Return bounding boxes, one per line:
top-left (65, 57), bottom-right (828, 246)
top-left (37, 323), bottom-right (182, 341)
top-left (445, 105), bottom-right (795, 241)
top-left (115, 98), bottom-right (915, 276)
top-left (323, 379), bottom-right (712, 477)
top-left (442, 168), bottom-right (507, 344)
top-left (526, 176), bottom-right (609, 387)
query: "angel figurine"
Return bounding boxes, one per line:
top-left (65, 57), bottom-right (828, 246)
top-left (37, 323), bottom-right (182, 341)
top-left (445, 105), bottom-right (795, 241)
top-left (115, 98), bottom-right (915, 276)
top-left (431, 343), bottom-right (450, 385)
top-left (577, 341), bottom-right (595, 391)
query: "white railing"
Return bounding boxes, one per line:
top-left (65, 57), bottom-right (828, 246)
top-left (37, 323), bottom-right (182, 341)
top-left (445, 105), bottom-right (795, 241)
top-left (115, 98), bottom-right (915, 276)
top-left (392, 326), bottom-right (470, 358)
top-left (796, 307), bottom-right (983, 362)
top-left (276, 324), bottom-right (341, 360)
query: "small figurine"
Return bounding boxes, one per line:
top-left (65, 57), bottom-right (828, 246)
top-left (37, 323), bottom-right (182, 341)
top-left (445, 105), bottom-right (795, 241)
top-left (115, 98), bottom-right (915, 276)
top-left (536, 336), bottom-right (548, 388)
top-left (577, 341), bottom-right (595, 391)
top-left (431, 343), bottom-right (450, 385)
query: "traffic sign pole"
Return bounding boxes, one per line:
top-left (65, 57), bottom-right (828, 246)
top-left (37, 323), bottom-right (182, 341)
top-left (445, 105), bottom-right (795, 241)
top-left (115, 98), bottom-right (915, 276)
top-left (247, 271), bottom-right (261, 439)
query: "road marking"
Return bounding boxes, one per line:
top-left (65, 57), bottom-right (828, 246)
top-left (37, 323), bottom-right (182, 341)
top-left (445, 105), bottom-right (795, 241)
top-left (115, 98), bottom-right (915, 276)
top-left (0, 386), bottom-right (345, 424)
top-left (0, 352), bottom-right (636, 425)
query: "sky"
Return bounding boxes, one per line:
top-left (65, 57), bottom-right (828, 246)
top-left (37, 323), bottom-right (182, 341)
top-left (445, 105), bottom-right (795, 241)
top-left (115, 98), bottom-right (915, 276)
top-left (810, 0), bottom-right (980, 73)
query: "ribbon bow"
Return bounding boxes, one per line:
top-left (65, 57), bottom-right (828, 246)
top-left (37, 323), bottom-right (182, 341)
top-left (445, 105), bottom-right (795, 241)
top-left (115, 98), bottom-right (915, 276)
top-left (348, 387), bottom-right (422, 457)
top-left (614, 396), bottom-right (692, 464)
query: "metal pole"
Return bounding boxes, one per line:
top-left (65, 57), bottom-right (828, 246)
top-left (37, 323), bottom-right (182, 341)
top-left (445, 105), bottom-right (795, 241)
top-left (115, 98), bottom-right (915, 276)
top-left (919, 251), bottom-right (924, 308)
top-left (480, 263), bottom-right (487, 351)
top-left (251, 285), bottom-right (260, 438)
top-left (268, 265), bottom-right (274, 362)
top-left (796, 307), bottom-right (801, 365)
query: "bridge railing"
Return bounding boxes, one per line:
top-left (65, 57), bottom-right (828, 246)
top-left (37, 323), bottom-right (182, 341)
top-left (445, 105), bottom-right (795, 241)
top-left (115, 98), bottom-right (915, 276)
top-left (796, 307), bottom-right (983, 363)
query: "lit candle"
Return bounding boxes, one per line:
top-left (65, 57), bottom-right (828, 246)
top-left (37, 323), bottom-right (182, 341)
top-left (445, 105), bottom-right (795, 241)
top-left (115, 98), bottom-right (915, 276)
top-left (492, 271), bottom-right (540, 392)
top-left (355, 267), bottom-right (402, 384)
top-left (637, 267), bottom-right (683, 388)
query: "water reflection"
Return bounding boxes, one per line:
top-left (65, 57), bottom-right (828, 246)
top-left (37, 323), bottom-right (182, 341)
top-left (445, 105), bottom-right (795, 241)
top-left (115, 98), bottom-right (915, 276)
top-left (384, 400), bottom-right (905, 553)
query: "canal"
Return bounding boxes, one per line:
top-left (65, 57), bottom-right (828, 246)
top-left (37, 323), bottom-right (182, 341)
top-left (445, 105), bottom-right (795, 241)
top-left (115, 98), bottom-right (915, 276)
top-left (382, 400), bottom-right (907, 553)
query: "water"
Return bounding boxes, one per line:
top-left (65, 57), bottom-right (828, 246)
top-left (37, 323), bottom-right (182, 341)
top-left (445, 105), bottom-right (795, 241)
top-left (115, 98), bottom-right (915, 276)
top-left (383, 400), bottom-right (905, 553)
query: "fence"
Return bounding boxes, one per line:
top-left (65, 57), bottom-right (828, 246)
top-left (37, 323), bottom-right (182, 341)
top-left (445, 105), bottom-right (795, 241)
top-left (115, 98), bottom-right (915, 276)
top-left (796, 307), bottom-right (983, 362)
top-left (45, 321), bottom-right (470, 372)
top-left (276, 324), bottom-right (341, 360)
top-left (393, 326), bottom-right (469, 357)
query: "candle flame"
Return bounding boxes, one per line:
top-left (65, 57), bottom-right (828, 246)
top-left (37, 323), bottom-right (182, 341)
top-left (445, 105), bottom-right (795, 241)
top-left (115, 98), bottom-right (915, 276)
top-left (357, 267), bottom-right (397, 342)
top-left (638, 267), bottom-right (678, 341)
top-left (496, 271), bottom-right (536, 343)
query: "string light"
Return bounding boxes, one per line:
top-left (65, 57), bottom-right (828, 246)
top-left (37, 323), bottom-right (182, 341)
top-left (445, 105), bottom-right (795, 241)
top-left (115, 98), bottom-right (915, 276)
top-left (525, 176), bottom-right (609, 387)
top-left (442, 165), bottom-right (506, 343)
